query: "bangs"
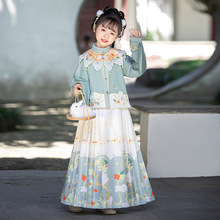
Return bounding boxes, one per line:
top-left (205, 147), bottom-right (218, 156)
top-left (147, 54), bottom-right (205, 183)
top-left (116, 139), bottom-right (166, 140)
top-left (99, 18), bottom-right (121, 35)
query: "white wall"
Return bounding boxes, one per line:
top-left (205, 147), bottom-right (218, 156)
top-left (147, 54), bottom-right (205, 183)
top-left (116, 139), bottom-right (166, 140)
top-left (0, 0), bottom-right (84, 100)
top-left (120, 40), bottom-right (215, 61)
top-left (175, 0), bottom-right (211, 41)
top-left (141, 112), bottom-right (220, 178)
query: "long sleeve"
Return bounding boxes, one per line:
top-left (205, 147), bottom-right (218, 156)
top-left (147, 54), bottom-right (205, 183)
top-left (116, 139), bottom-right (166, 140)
top-left (69, 60), bottom-right (90, 105)
top-left (123, 37), bottom-right (147, 78)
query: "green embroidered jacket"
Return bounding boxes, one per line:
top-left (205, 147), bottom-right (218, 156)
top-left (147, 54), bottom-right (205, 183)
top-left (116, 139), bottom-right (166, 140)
top-left (70, 37), bottom-right (146, 109)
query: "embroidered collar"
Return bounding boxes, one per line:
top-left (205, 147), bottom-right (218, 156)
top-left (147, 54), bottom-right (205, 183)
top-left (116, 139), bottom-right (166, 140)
top-left (79, 45), bottom-right (126, 71)
top-left (91, 43), bottom-right (111, 54)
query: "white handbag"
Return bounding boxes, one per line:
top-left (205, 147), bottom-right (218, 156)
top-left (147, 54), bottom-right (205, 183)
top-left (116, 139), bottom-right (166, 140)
top-left (66, 90), bottom-right (96, 121)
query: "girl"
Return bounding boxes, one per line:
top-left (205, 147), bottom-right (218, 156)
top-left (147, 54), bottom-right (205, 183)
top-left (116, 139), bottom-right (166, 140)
top-left (60, 6), bottom-right (155, 215)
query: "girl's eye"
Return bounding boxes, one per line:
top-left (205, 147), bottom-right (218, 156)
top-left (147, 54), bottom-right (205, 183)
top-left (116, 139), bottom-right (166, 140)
top-left (101, 29), bottom-right (106, 31)
top-left (111, 33), bottom-right (115, 36)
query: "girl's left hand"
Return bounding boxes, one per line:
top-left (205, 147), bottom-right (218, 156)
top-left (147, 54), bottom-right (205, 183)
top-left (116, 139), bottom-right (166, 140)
top-left (129, 28), bottom-right (141, 38)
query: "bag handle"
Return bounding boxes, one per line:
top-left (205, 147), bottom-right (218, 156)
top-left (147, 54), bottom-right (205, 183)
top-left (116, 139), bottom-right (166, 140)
top-left (75, 90), bottom-right (90, 120)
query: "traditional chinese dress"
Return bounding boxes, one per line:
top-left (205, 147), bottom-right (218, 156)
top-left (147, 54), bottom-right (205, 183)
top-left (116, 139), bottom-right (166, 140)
top-left (60, 37), bottom-right (155, 209)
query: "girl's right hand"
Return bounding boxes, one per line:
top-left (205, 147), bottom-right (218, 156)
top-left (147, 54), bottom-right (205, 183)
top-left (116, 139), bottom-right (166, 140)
top-left (129, 28), bottom-right (141, 38)
top-left (73, 83), bottom-right (82, 96)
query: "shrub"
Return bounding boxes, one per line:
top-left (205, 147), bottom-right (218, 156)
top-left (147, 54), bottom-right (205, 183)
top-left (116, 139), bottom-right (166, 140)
top-left (0, 107), bottom-right (23, 132)
top-left (215, 89), bottom-right (220, 104)
top-left (144, 31), bottom-right (160, 41)
top-left (137, 60), bottom-right (205, 87)
top-left (156, 60), bottom-right (205, 86)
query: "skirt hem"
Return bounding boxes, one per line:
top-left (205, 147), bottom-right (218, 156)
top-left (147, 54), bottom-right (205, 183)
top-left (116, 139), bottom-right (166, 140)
top-left (60, 197), bottom-right (155, 209)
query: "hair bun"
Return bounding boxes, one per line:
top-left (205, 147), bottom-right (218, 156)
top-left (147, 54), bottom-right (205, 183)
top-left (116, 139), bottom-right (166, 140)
top-left (103, 6), bottom-right (121, 17)
top-left (103, 6), bottom-right (111, 12)
top-left (119, 11), bottom-right (124, 19)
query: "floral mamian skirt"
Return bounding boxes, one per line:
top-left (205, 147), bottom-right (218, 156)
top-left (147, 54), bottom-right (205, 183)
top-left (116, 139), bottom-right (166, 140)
top-left (60, 108), bottom-right (155, 209)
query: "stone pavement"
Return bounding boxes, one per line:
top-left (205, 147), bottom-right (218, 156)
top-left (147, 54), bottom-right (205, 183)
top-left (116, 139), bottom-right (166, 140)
top-left (0, 170), bottom-right (220, 220)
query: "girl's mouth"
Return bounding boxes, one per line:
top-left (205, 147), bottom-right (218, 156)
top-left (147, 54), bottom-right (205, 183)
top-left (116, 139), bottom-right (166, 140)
top-left (101, 39), bottom-right (108, 43)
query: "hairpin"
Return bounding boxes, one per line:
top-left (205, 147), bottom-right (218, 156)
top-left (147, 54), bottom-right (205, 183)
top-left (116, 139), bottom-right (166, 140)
top-left (94, 10), bottom-right (104, 25)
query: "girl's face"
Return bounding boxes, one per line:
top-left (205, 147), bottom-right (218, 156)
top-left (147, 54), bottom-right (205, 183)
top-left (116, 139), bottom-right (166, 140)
top-left (94, 24), bottom-right (118, 48)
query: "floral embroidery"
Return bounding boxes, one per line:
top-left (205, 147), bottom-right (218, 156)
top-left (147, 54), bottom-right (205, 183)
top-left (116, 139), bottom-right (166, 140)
top-left (89, 92), bottom-right (130, 108)
top-left (80, 186), bottom-right (87, 192)
top-left (131, 43), bottom-right (136, 52)
top-left (115, 184), bottom-right (127, 192)
top-left (126, 171), bottom-right (133, 183)
top-left (75, 136), bottom-right (135, 145)
top-left (110, 91), bottom-right (129, 106)
top-left (61, 151), bottom-right (155, 208)
top-left (102, 172), bottom-right (109, 185)
top-left (81, 174), bottom-right (87, 181)
top-left (114, 174), bottom-right (120, 180)
top-left (79, 48), bottom-right (126, 71)
top-left (90, 92), bottom-right (104, 106)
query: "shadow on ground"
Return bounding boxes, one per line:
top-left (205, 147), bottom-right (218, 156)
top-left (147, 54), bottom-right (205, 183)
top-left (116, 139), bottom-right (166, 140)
top-left (0, 100), bottom-right (140, 170)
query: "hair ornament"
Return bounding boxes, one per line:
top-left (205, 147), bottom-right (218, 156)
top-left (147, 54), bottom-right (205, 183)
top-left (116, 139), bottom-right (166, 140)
top-left (119, 18), bottom-right (126, 37)
top-left (96, 10), bottom-right (104, 16)
top-left (94, 10), bottom-right (104, 25)
top-left (121, 19), bottom-right (126, 27)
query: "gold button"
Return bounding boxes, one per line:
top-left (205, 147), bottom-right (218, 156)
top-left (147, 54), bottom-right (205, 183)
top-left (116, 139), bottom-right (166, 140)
top-left (106, 91), bottom-right (109, 94)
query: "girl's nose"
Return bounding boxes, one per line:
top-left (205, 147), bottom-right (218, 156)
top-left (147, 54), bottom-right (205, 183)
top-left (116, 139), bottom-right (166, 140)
top-left (104, 32), bottom-right (109, 38)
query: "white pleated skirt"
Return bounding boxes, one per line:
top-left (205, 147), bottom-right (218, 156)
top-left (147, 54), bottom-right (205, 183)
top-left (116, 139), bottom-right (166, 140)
top-left (61, 108), bottom-right (155, 209)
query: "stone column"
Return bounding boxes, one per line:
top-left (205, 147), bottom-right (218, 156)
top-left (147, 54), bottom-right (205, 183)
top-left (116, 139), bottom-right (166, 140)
top-left (114, 0), bottom-right (123, 10)
top-left (127, 0), bottom-right (137, 30)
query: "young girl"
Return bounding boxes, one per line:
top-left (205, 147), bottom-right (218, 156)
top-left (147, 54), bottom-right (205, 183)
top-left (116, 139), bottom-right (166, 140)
top-left (60, 6), bottom-right (155, 215)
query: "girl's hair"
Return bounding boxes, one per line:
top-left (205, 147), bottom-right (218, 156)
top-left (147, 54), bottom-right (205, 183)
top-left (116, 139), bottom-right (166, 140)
top-left (91, 6), bottom-right (126, 38)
